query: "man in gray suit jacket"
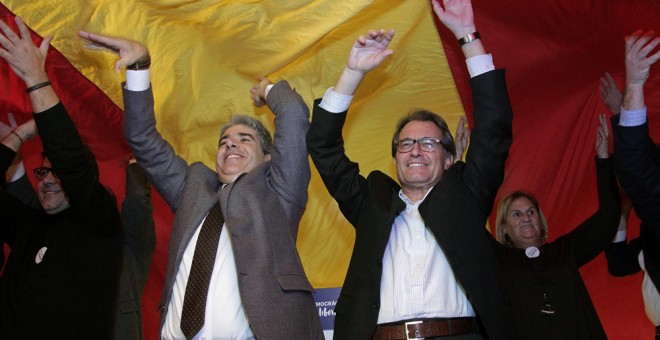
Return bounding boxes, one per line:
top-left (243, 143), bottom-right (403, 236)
top-left (79, 32), bottom-right (323, 339)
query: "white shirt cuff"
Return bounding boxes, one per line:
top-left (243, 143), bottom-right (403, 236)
top-left (466, 54), bottom-right (495, 78)
top-left (8, 161), bottom-right (25, 182)
top-left (319, 87), bottom-right (353, 113)
top-left (264, 84), bottom-right (274, 99)
top-left (612, 229), bottom-right (627, 243)
top-left (618, 106), bottom-right (647, 127)
top-left (125, 69), bottom-right (151, 92)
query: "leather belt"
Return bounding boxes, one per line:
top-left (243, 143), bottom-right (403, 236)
top-left (371, 317), bottom-right (478, 340)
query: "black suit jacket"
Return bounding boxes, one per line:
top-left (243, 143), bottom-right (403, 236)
top-left (307, 70), bottom-right (517, 339)
top-left (606, 223), bottom-right (660, 297)
top-left (612, 116), bottom-right (660, 243)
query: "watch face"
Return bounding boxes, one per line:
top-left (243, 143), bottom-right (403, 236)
top-left (458, 32), bottom-right (480, 46)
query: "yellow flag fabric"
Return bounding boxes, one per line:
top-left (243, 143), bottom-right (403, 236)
top-left (3, 0), bottom-right (464, 288)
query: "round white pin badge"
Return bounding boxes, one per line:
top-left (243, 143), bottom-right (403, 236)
top-left (35, 247), bottom-right (47, 264)
top-left (525, 246), bottom-right (540, 258)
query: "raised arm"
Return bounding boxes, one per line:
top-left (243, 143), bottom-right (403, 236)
top-left (612, 30), bottom-right (660, 241)
top-left (0, 17), bottom-right (57, 112)
top-left (431, 0), bottom-right (485, 59)
top-left (599, 72), bottom-right (623, 115)
top-left (432, 0), bottom-right (510, 213)
top-left (80, 32), bottom-right (189, 211)
top-left (0, 117), bottom-right (39, 249)
top-left (252, 77), bottom-right (311, 208)
top-left (566, 116), bottom-right (621, 266)
top-left (79, 30), bottom-right (150, 73)
top-left (0, 17), bottom-right (120, 236)
top-left (622, 30), bottom-right (659, 111)
top-left (307, 29), bottom-right (396, 226)
top-left (0, 113), bottom-right (36, 181)
top-left (332, 29), bottom-right (394, 96)
top-left (1, 117), bottom-right (40, 208)
top-left (604, 190), bottom-right (643, 277)
top-left (454, 115), bottom-right (470, 163)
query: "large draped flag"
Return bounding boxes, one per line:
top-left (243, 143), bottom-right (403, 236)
top-left (1, 0), bottom-right (658, 338)
top-left (1, 0), bottom-right (463, 337)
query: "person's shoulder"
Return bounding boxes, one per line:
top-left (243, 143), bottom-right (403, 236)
top-left (367, 170), bottom-right (400, 190)
top-left (189, 162), bottom-right (216, 177)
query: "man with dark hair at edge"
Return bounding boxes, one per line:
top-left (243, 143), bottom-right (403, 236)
top-left (306, 0), bottom-right (517, 338)
top-left (607, 30), bottom-right (660, 339)
top-left (0, 16), bottom-right (123, 337)
top-left (611, 31), bottom-right (660, 242)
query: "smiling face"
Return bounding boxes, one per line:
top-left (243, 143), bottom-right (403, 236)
top-left (394, 120), bottom-right (453, 198)
top-left (37, 158), bottom-right (71, 214)
top-left (215, 124), bottom-right (271, 183)
top-left (504, 197), bottom-right (545, 248)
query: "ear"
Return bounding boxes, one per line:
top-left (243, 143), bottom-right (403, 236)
top-left (265, 154), bottom-right (272, 162)
top-left (444, 154), bottom-right (454, 170)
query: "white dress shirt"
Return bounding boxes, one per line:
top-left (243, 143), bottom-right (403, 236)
top-left (377, 190), bottom-right (475, 323)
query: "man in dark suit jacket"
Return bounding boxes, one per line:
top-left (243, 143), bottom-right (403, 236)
top-left (611, 30), bottom-right (660, 242)
top-left (606, 218), bottom-right (660, 333)
top-left (306, 0), bottom-right (516, 338)
top-left (114, 159), bottom-right (156, 340)
top-left (609, 29), bottom-right (660, 338)
top-left (78, 33), bottom-right (323, 339)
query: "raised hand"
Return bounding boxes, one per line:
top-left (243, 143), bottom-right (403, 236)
top-left (0, 112), bottom-right (18, 140)
top-left (0, 17), bottom-right (51, 86)
top-left (0, 116), bottom-right (36, 152)
top-left (79, 31), bottom-right (149, 73)
top-left (346, 29), bottom-right (395, 75)
top-left (431, 0), bottom-right (476, 38)
top-left (625, 30), bottom-right (660, 88)
top-left (250, 77), bottom-right (273, 108)
top-left (623, 30), bottom-right (660, 111)
top-left (333, 29), bottom-right (396, 96)
top-left (598, 72), bottom-right (622, 114)
top-left (431, 0), bottom-right (484, 59)
top-left (595, 114), bottom-right (609, 159)
top-left (454, 115), bottom-right (470, 163)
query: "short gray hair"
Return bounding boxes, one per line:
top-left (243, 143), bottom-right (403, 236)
top-left (219, 115), bottom-right (273, 155)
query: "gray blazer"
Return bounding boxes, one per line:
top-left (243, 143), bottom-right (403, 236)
top-left (123, 81), bottom-right (323, 339)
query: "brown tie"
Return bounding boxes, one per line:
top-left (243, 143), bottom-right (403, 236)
top-left (180, 201), bottom-right (224, 339)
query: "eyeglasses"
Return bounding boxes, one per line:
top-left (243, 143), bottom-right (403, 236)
top-left (33, 167), bottom-right (57, 181)
top-left (394, 138), bottom-right (446, 153)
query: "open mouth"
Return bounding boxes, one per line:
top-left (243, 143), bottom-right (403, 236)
top-left (224, 153), bottom-right (243, 160)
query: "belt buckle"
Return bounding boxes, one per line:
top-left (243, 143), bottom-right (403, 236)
top-left (405, 320), bottom-right (423, 340)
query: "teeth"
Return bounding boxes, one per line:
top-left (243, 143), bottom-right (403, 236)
top-left (408, 163), bottom-right (425, 167)
top-left (226, 154), bottom-right (241, 159)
